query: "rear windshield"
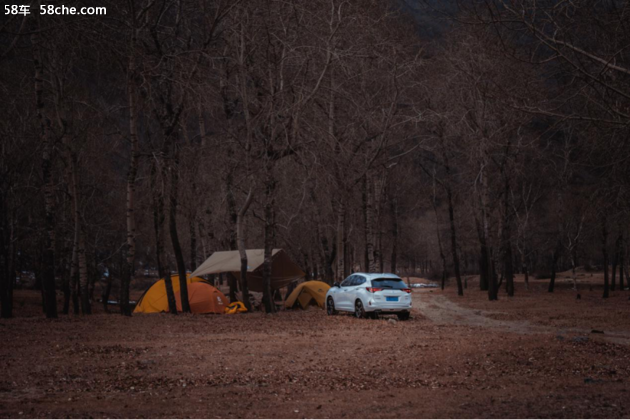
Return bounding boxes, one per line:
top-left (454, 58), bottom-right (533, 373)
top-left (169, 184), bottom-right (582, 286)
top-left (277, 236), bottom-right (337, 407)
top-left (371, 278), bottom-right (407, 289)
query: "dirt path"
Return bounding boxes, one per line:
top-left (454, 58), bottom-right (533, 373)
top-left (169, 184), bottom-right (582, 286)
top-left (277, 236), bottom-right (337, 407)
top-left (414, 291), bottom-right (630, 344)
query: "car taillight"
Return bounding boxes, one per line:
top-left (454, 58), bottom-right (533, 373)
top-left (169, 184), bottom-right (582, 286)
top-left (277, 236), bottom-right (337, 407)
top-left (402, 288), bottom-right (412, 293)
top-left (366, 287), bottom-right (383, 293)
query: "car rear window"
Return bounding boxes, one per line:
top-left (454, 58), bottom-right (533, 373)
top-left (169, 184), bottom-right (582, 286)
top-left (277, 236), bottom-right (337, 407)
top-left (371, 278), bottom-right (407, 289)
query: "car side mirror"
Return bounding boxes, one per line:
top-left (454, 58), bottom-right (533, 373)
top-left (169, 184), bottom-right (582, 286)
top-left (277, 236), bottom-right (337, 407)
top-left (333, 282), bottom-right (340, 288)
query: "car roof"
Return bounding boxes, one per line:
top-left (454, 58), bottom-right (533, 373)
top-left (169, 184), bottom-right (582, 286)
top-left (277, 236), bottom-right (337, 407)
top-left (352, 272), bottom-right (401, 280)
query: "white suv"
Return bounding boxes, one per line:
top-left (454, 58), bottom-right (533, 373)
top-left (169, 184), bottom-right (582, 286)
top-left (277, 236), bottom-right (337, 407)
top-left (325, 273), bottom-right (412, 320)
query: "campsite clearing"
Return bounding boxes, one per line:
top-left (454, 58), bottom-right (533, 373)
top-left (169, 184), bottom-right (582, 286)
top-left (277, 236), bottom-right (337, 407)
top-left (2, 275), bottom-right (630, 418)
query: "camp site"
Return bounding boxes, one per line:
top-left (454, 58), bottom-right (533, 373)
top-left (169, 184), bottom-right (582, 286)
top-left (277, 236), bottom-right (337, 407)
top-left (2, 0), bottom-right (630, 419)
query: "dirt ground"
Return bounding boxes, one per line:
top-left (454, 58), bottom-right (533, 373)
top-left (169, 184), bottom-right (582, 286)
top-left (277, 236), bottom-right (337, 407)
top-left (2, 273), bottom-right (630, 418)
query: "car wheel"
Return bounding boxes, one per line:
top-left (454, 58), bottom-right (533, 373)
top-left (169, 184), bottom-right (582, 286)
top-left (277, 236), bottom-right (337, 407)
top-left (354, 300), bottom-right (366, 319)
top-left (327, 297), bottom-right (338, 315)
top-left (397, 311), bottom-right (410, 321)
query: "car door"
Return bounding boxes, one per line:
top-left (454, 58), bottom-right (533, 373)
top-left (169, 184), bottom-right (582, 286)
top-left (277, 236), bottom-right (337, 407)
top-left (327, 280), bottom-right (345, 309)
top-left (337, 275), bottom-right (356, 311)
top-left (345, 275), bottom-right (365, 308)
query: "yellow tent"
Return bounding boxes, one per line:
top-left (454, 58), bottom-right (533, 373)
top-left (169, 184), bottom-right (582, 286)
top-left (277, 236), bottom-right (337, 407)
top-left (134, 275), bottom-right (206, 314)
top-left (284, 280), bottom-right (330, 309)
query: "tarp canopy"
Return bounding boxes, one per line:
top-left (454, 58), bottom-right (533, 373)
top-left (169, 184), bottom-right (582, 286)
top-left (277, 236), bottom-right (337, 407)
top-left (134, 275), bottom-right (227, 314)
top-left (190, 249), bottom-right (304, 292)
top-left (285, 280), bottom-right (330, 309)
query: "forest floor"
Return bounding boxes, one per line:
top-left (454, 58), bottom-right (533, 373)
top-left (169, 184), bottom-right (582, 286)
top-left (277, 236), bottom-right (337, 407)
top-left (2, 272), bottom-right (630, 418)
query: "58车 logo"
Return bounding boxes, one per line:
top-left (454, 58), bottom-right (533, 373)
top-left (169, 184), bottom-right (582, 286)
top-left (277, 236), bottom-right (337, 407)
top-left (4, 5), bottom-right (31, 15)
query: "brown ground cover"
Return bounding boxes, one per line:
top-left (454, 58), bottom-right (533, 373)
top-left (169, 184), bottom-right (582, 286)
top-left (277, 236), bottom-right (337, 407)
top-left (435, 272), bottom-right (630, 332)
top-left (2, 274), bottom-right (630, 418)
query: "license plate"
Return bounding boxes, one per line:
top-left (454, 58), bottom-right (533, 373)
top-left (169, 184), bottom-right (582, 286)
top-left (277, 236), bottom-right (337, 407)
top-left (386, 296), bottom-right (398, 302)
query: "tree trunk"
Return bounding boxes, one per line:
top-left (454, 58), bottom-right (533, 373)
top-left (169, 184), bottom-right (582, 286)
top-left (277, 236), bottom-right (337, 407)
top-left (488, 253), bottom-right (498, 300)
top-left (261, 168), bottom-right (276, 313)
top-left (35, 253), bottom-right (46, 314)
top-left (378, 227), bottom-right (384, 273)
top-left (390, 198), bottom-right (398, 274)
top-left (88, 251), bottom-right (98, 302)
top-left (610, 248), bottom-right (617, 292)
top-left (477, 158), bottom-right (491, 292)
top-left (151, 160), bottom-right (166, 280)
top-left (570, 246), bottom-right (579, 291)
top-left (362, 176), bottom-right (369, 272)
top-left (437, 149), bottom-right (464, 297)
top-left (303, 253), bottom-right (312, 281)
top-left (317, 215), bottom-right (334, 284)
top-left (618, 234), bottom-right (625, 291)
top-left (32, 29), bottom-right (57, 319)
top-left (504, 240), bottom-right (514, 297)
top-left (479, 243), bottom-right (490, 291)
top-left (312, 252), bottom-right (319, 280)
top-left (198, 217), bottom-right (209, 267)
top-left (440, 250), bottom-right (447, 290)
top-left (548, 241), bottom-right (561, 293)
top-left (226, 273), bottom-right (238, 302)
top-left (78, 229), bottom-right (90, 314)
top-left (502, 172), bottom-right (514, 297)
top-left (310, 187), bottom-right (333, 284)
top-left (121, 31), bottom-right (139, 317)
top-left (523, 257), bottom-right (530, 291)
top-left (225, 171), bottom-right (239, 299)
top-left (68, 153), bottom-right (90, 315)
top-left (611, 244), bottom-right (618, 291)
top-left (237, 190), bottom-right (254, 311)
top-left (102, 270), bottom-right (113, 312)
top-left (168, 144), bottom-right (190, 313)
top-left (431, 179), bottom-right (448, 290)
top-left (0, 193), bottom-right (13, 318)
top-left (336, 201), bottom-right (346, 281)
top-left (61, 239), bottom-right (71, 315)
top-left (325, 241), bottom-right (336, 284)
top-left (446, 187), bottom-right (463, 296)
top-left (602, 216), bottom-right (609, 299)
top-left (366, 175), bottom-right (383, 273)
top-left (189, 218), bottom-right (197, 270)
top-left (69, 172), bottom-right (80, 315)
top-left (262, 232), bottom-right (274, 314)
top-left (186, 124), bottom-right (199, 272)
top-left (164, 270), bottom-right (178, 315)
top-left (374, 177), bottom-right (385, 273)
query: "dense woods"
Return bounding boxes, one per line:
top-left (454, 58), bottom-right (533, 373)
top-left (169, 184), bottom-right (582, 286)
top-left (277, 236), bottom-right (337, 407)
top-left (1, 0), bottom-right (629, 318)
